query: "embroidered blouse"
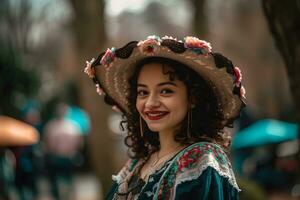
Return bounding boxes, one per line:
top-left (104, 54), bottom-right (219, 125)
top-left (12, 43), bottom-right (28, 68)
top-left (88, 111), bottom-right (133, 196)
top-left (106, 142), bottom-right (240, 200)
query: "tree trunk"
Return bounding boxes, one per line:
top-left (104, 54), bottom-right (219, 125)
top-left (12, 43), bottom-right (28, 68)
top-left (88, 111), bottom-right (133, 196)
top-left (261, 0), bottom-right (300, 182)
top-left (191, 0), bottom-right (208, 39)
top-left (69, 0), bottom-right (115, 195)
top-left (261, 0), bottom-right (300, 122)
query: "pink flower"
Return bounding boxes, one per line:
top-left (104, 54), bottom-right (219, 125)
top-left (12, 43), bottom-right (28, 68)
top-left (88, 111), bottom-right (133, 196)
top-left (184, 36), bottom-right (212, 53)
top-left (100, 48), bottom-right (116, 67)
top-left (178, 147), bottom-right (201, 171)
top-left (84, 58), bottom-right (96, 78)
top-left (233, 67), bottom-right (242, 86)
top-left (112, 105), bottom-right (122, 113)
top-left (95, 84), bottom-right (105, 96)
top-left (137, 36), bottom-right (161, 55)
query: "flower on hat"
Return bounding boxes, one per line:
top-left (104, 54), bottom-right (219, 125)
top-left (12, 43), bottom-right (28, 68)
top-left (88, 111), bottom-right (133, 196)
top-left (84, 58), bottom-right (96, 78)
top-left (95, 83), bottom-right (105, 96)
top-left (112, 105), bottom-right (122, 113)
top-left (162, 35), bottom-right (182, 42)
top-left (100, 47), bottom-right (116, 67)
top-left (137, 35), bottom-right (162, 55)
top-left (184, 36), bottom-right (212, 54)
top-left (233, 66), bottom-right (242, 87)
top-left (233, 66), bottom-right (246, 99)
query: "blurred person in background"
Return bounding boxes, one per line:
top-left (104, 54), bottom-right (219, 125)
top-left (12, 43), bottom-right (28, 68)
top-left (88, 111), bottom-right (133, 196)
top-left (12, 101), bottom-right (43, 200)
top-left (0, 115), bottom-right (39, 200)
top-left (43, 103), bottom-right (84, 200)
top-left (84, 35), bottom-right (246, 199)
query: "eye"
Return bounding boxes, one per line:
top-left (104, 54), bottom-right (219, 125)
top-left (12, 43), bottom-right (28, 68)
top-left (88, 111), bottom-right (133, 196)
top-left (161, 89), bottom-right (174, 95)
top-left (137, 90), bottom-right (148, 97)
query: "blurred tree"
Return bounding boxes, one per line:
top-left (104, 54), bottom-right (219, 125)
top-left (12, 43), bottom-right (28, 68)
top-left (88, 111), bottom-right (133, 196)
top-left (191, 0), bottom-right (208, 39)
top-left (0, 0), bottom-right (40, 118)
top-left (0, 42), bottom-right (39, 118)
top-left (69, 0), bottom-right (116, 194)
top-left (261, 1), bottom-right (300, 122)
top-left (261, 0), bottom-right (300, 186)
top-left (0, 0), bottom-right (67, 118)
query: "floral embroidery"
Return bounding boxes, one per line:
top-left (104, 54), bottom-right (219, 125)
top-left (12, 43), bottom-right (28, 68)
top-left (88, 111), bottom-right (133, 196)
top-left (137, 35), bottom-right (162, 55)
top-left (178, 144), bottom-right (227, 172)
top-left (178, 147), bottom-right (201, 171)
top-left (100, 47), bottom-right (116, 67)
top-left (84, 58), bottom-right (96, 78)
top-left (158, 164), bottom-right (178, 200)
top-left (184, 36), bottom-right (212, 54)
top-left (156, 142), bottom-right (233, 199)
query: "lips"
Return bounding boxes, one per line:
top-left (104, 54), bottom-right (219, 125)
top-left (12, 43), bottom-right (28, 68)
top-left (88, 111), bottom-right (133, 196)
top-left (145, 111), bottom-right (169, 120)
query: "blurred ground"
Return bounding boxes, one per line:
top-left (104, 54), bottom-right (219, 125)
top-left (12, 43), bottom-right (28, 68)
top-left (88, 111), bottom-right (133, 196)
top-left (32, 173), bottom-right (101, 200)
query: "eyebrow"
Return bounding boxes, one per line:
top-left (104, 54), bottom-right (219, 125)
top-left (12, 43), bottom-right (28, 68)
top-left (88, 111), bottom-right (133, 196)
top-left (137, 82), bottom-right (178, 87)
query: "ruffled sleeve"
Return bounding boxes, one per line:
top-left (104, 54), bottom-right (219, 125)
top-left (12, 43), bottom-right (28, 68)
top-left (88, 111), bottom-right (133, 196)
top-left (105, 159), bottom-right (140, 200)
top-left (174, 166), bottom-right (239, 200)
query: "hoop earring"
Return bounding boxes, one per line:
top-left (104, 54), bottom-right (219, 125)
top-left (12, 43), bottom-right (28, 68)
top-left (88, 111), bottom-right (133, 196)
top-left (139, 116), bottom-right (144, 138)
top-left (187, 103), bottom-right (194, 138)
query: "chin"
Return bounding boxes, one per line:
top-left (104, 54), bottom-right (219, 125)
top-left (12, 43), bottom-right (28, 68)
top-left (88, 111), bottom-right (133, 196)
top-left (147, 126), bottom-right (161, 132)
top-left (147, 123), bottom-right (174, 133)
top-left (147, 123), bottom-right (165, 132)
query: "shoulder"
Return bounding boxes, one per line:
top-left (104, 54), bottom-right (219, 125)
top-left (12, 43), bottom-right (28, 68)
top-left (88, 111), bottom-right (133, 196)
top-left (175, 142), bottom-right (239, 190)
top-left (177, 142), bottom-right (229, 173)
top-left (155, 142), bottom-right (240, 199)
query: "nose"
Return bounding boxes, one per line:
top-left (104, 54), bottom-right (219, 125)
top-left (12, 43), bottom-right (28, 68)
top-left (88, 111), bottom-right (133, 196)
top-left (145, 94), bottom-right (160, 109)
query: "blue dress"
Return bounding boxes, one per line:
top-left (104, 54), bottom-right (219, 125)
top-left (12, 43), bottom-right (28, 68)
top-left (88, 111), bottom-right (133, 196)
top-left (106, 142), bottom-right (240, 200)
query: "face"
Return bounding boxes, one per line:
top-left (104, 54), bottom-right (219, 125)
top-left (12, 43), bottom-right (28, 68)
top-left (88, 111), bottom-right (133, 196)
top-left (136, 63), bottom-right (189, 134)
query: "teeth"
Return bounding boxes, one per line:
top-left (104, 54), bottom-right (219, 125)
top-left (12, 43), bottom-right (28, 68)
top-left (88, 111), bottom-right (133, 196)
top-left (148, 113), bottom-right (163, 117)
top-left (147, 113), bottom-right (164, 117)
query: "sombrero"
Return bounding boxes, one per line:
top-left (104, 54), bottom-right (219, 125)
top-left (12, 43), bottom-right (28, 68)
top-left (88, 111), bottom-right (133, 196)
top-left (84, 35), bottom-right (246, 125)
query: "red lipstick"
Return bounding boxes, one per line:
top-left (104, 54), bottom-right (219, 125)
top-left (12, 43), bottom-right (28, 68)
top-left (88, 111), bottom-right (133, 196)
top-left (145, 111), bottom-right (169, 120)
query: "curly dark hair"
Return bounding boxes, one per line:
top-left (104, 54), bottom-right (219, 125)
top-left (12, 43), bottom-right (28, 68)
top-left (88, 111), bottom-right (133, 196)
top-left (114, 56), bottom-right (237, 159)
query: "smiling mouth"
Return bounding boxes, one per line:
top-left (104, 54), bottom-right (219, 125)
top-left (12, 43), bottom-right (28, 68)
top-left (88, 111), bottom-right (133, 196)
top-left (145, 111), bottom-right (169, 120)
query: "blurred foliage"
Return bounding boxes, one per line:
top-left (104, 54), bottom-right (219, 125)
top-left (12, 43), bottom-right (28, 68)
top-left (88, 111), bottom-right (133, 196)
top-left (40, 81), bottom-right (80, 123)
top-left (238, 177), bottom-right (267, 200)
top-left (0, 41), bottom-right (40, 118)
top-left (0, 0), bottom-right (40, 118)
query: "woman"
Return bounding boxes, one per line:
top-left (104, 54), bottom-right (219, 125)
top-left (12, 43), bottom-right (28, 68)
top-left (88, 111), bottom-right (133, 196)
top-left (84, 35), bottom-right (246, 199)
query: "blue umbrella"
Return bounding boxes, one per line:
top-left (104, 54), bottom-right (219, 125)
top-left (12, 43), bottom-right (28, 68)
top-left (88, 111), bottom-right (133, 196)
top-left (64, 106), bottom-right (90, 135)
top-left (231, 119), bottom-right (298, 150)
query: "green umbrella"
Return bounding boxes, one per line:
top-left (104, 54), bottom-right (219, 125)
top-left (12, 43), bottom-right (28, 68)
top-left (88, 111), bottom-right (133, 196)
top-left (231, 119), bottom-right (298, 150)
top-left (64, 106), bottom-right (90, 135)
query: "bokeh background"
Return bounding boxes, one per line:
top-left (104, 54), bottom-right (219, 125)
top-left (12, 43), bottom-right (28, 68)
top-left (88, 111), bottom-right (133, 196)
top-left (0, 0), bottom-right (299, 200)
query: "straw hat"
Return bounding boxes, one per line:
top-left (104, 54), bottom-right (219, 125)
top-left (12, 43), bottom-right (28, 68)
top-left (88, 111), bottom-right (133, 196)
top-left (84, 35), bottom-right (246, 124)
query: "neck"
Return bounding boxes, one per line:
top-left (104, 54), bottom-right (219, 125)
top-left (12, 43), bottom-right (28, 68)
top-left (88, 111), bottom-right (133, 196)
top-left (158, 129), bottom-right (181, 154)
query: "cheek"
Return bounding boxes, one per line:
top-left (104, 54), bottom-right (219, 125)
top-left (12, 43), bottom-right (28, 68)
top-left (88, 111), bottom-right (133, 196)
top-left (172, 97), bottom-right (189, 118)
top-left (174, 104), bottom-right (188, 118)
top-left (136, 99), bottom-right (143, 113)
top-left (168, 95), bottom-right (188, 111)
